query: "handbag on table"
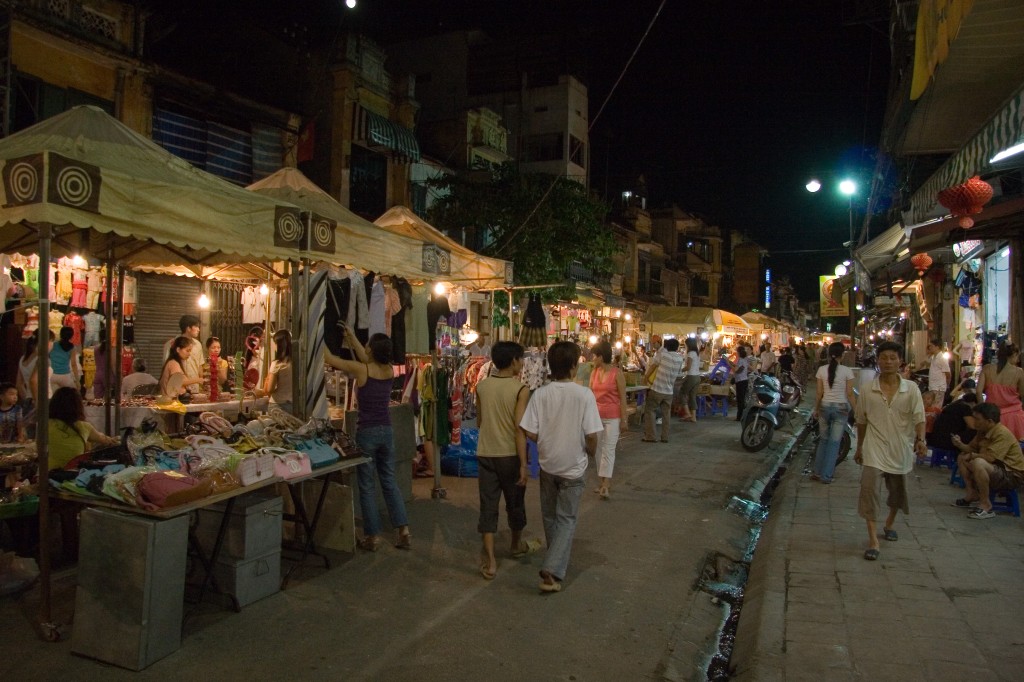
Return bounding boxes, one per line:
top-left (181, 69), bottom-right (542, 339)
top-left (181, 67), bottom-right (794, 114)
top-left (236, 451), bottom-right (275, 486)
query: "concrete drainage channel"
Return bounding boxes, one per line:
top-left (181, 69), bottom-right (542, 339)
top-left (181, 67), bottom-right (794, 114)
top-left (700, 427), bottom-right (810, 681)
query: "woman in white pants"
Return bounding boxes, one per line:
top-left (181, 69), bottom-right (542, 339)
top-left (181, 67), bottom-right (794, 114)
top-left (589, 341), bottom-right (628, 499)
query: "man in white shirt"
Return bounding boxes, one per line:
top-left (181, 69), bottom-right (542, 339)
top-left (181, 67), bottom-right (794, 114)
top-left (163, 315), bottom-right (204, 391)
top-left (854, 341), bottom-right (926, 561)
top-left (467, 333), bottom-right (492, 358)
top-left (520, 341), bottom-right (604, 593)
top-left (759, 342), bottom-right (777, 376)
top-left (923, 338), bottom-right (951, 396)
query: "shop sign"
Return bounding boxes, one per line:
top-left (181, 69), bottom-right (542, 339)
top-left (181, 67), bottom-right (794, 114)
top-left (819, 275), bottom-right (847, 317)
top-left (951, 239), bottom-right (983, 263)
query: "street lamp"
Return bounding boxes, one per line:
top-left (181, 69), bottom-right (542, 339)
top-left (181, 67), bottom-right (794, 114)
top-left (838, 179), bottom-right (858, 341)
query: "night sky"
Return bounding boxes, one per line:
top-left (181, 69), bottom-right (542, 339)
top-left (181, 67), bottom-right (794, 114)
top-left (148, 0), bottom-right (891, 302)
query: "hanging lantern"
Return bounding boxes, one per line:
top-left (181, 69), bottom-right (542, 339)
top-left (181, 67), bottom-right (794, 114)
top-left (910, 252), bottom-right (933, 275)
top-left (936, 175), bottom-right (993, 229)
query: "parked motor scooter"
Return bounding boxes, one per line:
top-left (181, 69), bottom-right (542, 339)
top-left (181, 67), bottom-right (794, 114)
top-left (740, 370), bottom-right (804, 452)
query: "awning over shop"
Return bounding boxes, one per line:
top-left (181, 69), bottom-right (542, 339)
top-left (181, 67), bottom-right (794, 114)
top-left (707, 309), bottom-right (752, 335)
top-left (855, 223), bottom-right (910, 275)
top-left (356, 106), bottom-right (420, 163)
top-left (374, 205), bottom-right (513, 290)
top-left (907, 83), bottom-right (1024, 223)
top-left (646, 305), bottom-right (712, 337)
top-left (0, 105), bottom-right (306, 267)
top-left (247, 167), bottom-right (436, 281)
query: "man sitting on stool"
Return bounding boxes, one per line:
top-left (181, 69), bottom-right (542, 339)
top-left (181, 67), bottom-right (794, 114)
top-left (950, 402), bottom-right (1024, 519)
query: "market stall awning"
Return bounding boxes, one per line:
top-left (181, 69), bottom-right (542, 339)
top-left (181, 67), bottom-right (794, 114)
top-left (646, 305), bottom-right (712, 337)
top-left (855, 223), bottom-right (910, 275)
top-left (374, 205), bottom-right (513, 290)
top-left (0, 106), bottom-right (308, 267)
top-left (707, 309), bottom-right (752, 335)
top-left (247, 167), bottom-right (437, 281)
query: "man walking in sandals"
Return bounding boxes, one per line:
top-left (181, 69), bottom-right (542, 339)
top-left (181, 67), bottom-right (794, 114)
top-left (474, 341), bottom-right (539, 580)
top-left (854, 341), bottom-right (927, 561)
top-left (520, 341), bottom-right (604, 593)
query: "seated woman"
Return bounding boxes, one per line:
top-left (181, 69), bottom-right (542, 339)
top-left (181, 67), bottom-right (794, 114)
top-left (48, 387), bottom-right (119, 470)
top-left (256, 329), bottom-right (293, 414)
top-left (47, 386), bottom-right (118, 561)
top-left (159, 336), bottom-right (204, 401)
top-left (120, 358), bottom-right (159, 397)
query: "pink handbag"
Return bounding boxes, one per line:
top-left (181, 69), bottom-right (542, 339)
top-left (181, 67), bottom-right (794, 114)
top-left (236, 452), bottom-right (274, 486)
top-left (266, 448), bottom-right (312, 480)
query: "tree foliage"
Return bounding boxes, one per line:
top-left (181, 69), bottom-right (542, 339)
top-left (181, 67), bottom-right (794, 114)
top-left (426, 163), bottom-right (615, 300)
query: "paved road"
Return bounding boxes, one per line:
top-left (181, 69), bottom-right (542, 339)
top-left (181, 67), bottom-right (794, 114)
top-left (2, 413), bottom-right (798, 681)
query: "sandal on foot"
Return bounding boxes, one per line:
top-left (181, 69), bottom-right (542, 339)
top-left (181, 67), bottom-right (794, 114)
top-left (512, 538), bottom-right (543, 557)
top-left (883, 528), bottom-right (898, 542)
top-left (395, 532), bottom-right (412, 550)
top-left (538, 570), bottom-right (561, 593)
top-left (480, 564), bottom-right (496, 580)
top-left (950, 498), bottom-right (978, 509)
top-left (599, 487), bottom-right (610, 500)
top-left (863, 548), bottom-right (879, 561)
top-left (357, 536), bottom-right (379, 552)
top-left (641, 438), bottom-right (657, 443)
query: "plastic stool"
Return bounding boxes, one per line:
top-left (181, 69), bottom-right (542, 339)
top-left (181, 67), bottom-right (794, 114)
top-left (929, 447), bottom-right (957, 469)
top-left (696, 395), bottom-right (709, 418)
top-left (989, 488), bottom-right (1021, 517)
top-left (950, 467), bottom-right (965, 488)
top-left (709, 395), bottom-right (729, 417)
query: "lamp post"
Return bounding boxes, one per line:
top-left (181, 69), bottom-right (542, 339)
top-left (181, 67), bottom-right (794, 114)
top-left (807, 176), bottom-right (858, 338)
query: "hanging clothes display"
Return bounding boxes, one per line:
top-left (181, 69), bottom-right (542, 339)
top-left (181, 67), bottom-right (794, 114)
top-left (427, 293), bottom-right (452, 352)
top-left (519, 293), bottom-right (547, 348)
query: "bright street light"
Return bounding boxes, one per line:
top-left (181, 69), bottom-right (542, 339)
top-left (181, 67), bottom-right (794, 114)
top-left (839, 179), bottom-right (857, 196)
top-left (805, 179), bottom-right (822, 193)
top-left (834, 263), bottom-right (848, 277)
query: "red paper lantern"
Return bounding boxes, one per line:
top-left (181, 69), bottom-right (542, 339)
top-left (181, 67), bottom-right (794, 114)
top-left (936, 176), bottom-right (993, 229)
top-left (910, 252), bottom-right (933, 275)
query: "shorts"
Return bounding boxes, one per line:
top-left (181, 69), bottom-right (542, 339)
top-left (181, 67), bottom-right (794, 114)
top-left (477, 455), bottom-right (526, 534)
top-left (858, 465), bottom-right (909, 520)
top-left (989, 461), bottom-right (1024, 491)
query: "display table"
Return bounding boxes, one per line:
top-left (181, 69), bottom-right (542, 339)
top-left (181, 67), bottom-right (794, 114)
top-left (84, 396), bottom-right (269, 433)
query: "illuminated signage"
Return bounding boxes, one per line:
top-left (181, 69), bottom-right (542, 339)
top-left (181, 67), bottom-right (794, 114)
top-left (765, 285), bottom-right (772, 308)
top-left (765, 268), bottom-right (771, 283)
top-left (952, 240), bottom-right (983, 262)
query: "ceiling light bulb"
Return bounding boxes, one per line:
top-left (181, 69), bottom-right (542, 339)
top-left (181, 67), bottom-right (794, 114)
top-left (433, 282), bottom-right (446, 296)
top-left (198, 294), bottom-right (210, 309)
top-left (259, 283), bottom-right (269, 295)
top-left (615, 341), bottom-right (623, 349)
top-left (588, 335), bottom-right (598, 345)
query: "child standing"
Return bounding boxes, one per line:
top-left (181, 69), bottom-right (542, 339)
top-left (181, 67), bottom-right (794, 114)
top-left (520, 341), bottom-right (604, 593)
top-left (0, 383), bottom-right (27, 443)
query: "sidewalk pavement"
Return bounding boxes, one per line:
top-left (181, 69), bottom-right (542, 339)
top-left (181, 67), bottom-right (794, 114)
top-left (732, 440), bottom-right (1024, 681)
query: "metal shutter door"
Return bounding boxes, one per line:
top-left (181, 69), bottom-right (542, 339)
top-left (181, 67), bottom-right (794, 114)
top-left (133, 273), bottom-right (202, 375)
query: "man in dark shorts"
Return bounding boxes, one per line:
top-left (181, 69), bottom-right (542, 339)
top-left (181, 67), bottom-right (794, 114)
top-left (950, 402), bottom-right (1024, 519)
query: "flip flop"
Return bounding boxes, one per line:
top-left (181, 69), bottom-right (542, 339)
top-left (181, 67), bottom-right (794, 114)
top-left (538, 570), bottom-right (561, 593)
top-left (641, 438), bottom-right (657, 443)
top-left (883, 528), bottom-right (898, 542)
top-left (599, 487), bottom-right (610, 500)
top-left (863, 548), bottom-right (879, 561)
top-left (950, 498), bottom-right (978, 509)
top-left (480, 564), bottom-right (496, 580)
top-left (512, 538), bottom-right (543, 557)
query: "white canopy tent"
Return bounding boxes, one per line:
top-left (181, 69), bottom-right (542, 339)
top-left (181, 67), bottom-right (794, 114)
top-left (374, 205), bottom-right (513, 290)
top-left (0, 106), bottom-right (315, 638)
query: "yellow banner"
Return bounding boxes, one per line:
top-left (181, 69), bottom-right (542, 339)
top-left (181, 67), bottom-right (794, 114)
top-left (819, 276), bottom-right (848, 317)
top-left (910, 0), bottom-right (976, 100)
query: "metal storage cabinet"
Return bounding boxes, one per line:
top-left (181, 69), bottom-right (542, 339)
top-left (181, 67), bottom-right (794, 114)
top-left (72, 508), bottom-right (188, 671)
top-left (195, 490), bottom-right (283, 560)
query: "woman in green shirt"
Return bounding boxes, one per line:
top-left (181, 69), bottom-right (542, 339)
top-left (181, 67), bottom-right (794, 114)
top-left (48, 387), bottom-right (118, 470)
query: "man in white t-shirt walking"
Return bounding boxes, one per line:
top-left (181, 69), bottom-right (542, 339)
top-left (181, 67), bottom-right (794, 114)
top-left (923, 338), bottom-right (951, 398)
top-left (520, 341), bottom-right (604, 593)
top-left (854, 341), bottom-right (926, 561)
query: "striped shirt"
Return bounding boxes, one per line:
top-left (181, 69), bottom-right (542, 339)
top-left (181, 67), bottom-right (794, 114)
top-left (651, 348), bottom-right (684, 395)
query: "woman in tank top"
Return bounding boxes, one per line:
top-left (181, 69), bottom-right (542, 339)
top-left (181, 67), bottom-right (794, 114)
top-left (589, 342), bottom-right (628, 499)
top-left (325, 326), bottom-right (411, 551)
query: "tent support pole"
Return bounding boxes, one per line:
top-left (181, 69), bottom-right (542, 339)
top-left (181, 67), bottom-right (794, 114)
top-left (104, 255), bottom-right (114, 434)
top-left (36, 223), bottom-right (59, 641)
top-left (114, 264), bottom-right (125, 431)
